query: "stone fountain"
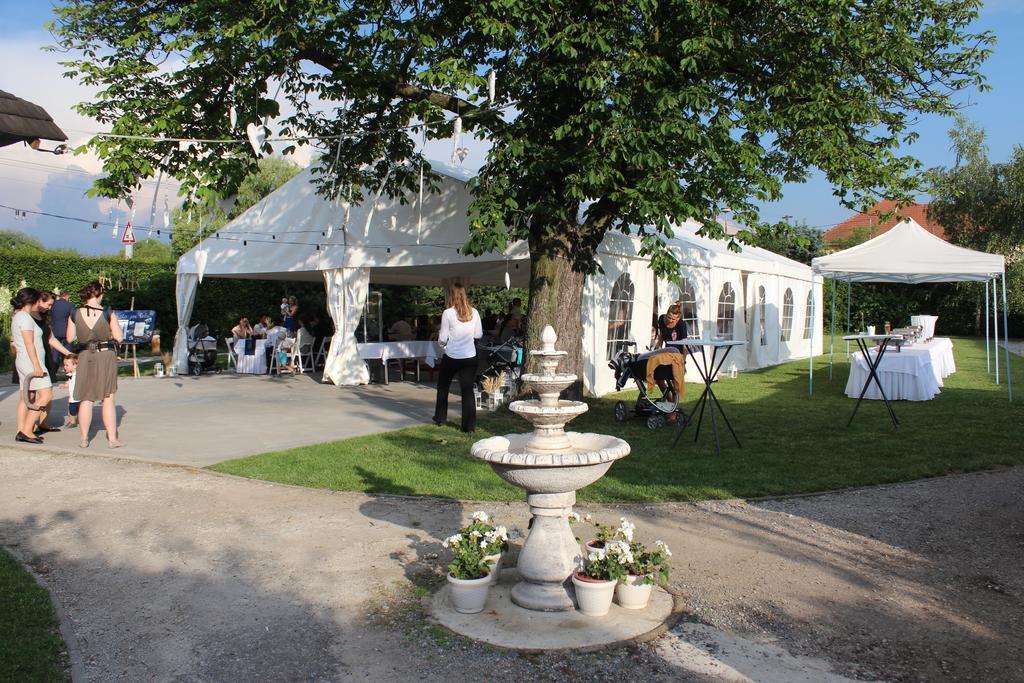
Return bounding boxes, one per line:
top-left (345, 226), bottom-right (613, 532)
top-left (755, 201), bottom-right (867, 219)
top-left (471, 325), bottom-right (630, 611)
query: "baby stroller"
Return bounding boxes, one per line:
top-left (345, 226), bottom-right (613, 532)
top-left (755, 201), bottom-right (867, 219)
top-left (476, 335), bottom-right (525, 396)
top-left (608, 344), bottom-right (689, 430)
top-left (187, 323), bottom-right (218, 376)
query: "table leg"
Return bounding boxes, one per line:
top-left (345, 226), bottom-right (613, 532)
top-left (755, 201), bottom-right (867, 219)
top-left (847, 339), bottom-right (898, 428)
top-left (705, 346), bottom-right (742, 450)
top-left (672, 347), bottom-right (710, 448)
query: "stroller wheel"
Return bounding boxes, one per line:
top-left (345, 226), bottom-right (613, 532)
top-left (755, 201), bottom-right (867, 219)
top-left (647, 414), bottom-right (667, 430)
top-left (190, 363), bottom-right (202, 376)
top-left (613, 401), bottom-right (629, 422)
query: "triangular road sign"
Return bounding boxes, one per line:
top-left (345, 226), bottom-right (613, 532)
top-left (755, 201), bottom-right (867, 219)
top-left (121, 222), bottom-right (136, 244)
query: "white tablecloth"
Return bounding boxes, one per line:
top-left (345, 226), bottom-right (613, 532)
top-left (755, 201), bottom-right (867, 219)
top-left (234, 339), bottom-right (269, 374)
top-left (358, 341), bottom-right (443, 368)
top-left (845, 337), bottom-right (955, 401)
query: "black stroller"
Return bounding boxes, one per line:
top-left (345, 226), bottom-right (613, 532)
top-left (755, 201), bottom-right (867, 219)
top-left (477, 335), bottom-right (525, 396)
top-left (187, 324), bottom-right (219, 376)
top-left (608, 344), bottom-right (689, 430)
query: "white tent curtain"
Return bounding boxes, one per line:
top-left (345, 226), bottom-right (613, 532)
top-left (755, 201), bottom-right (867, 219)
top-left (322, 267), bottom-right (371, 386)
top-left (745, 272), bottom-right (768, 368)
top-left (172, 273), bottom-right (198, 374)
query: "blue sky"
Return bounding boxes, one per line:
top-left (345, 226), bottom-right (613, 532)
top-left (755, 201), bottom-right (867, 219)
top-left (2, 0), bottom-right (1023, 254)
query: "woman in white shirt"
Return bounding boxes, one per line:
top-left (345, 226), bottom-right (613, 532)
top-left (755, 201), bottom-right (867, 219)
top-left (432, 284), bottom-right (483, 432)
top-left (11, 287), bottom-right (68, 443)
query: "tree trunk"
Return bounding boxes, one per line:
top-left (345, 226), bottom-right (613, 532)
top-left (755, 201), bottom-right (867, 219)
top-left (525, 247), bottom-right (587, 399)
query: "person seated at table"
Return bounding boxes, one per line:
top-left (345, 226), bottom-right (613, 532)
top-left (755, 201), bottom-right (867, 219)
top-left (654, 302), bottom-right (688, 349)
top-left (252, 315), bottom-right (271, 338)
top-left (481, 309), bottom-right (498, 337)
top-left (388, 317), bottom-right (414, 341)
top-left (231, 317), bottom-right (253, 342)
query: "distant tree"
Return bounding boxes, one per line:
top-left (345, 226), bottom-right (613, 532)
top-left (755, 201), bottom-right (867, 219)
top-left (929, 118), bottom-right (1024, 253)
top-left (746, 221), bottom-right (823, 265)
top-left (129, 238), bottom-right (174, 261)
top-left (0, 230), bottom-right (46, 253)
top-left (826, 225), bottom-right (878, 253)
top-left (170, 157), bottom-right (301, 256)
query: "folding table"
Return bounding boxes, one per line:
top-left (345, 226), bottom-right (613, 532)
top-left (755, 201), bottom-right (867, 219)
top-left (844, 334), bottom-right (903, 428)
top-left (667, 339), bottom-right (745, 456)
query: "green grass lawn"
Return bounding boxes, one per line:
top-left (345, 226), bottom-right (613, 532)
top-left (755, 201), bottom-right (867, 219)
top-left (210, 336), bottom-right (1024, 502)
top-left (0, 549), bottom-right (69, 681)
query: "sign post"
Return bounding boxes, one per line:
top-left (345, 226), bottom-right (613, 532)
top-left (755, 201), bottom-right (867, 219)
top-left (121, 221), bottom-right (136, 259)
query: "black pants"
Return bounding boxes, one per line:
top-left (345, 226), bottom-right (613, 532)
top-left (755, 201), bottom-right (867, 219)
top-left (433, 354), bottom-right (478, 431)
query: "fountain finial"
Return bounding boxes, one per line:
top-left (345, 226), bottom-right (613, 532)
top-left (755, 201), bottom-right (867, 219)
top-left (540, 325), bottom-right (557, 352)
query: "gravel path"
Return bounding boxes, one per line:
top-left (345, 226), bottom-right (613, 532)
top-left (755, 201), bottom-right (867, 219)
top-left (2, 448), bottom-right (1021, 682)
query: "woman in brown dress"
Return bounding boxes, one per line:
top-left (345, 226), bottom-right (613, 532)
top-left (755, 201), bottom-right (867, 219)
top-left (68, 281), bottom-right (124, 448)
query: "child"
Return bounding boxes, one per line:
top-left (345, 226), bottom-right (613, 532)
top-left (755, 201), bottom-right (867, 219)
top-left (62, 354), bottom-right (80, 428)
top-left (280, 297), bottom-right (290, 319)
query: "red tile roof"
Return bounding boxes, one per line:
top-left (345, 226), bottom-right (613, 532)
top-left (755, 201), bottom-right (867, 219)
top-left (823, 201), bottom-right (947, 243)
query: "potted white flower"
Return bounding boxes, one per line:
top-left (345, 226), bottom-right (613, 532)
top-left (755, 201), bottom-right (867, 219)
top-left (442, 511), bottom-right (509, 613)
top-left (615, 539), bottom-right (672, 610)
top-left (572, 539), bottom-right (632, 616)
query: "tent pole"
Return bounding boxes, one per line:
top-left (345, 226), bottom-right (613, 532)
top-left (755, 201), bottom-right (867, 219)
top-left (994, 276), bottom-right (1000, 385)
top-left (846, 279), bottom-right (851, 357)
top-left (829, 277), bottom-right (836, 381)
top-left (1002, 273), bottom-right (1012, 402)
top-left (985, 279), bottom-right (991, 373)
top-left (808, 281), bottom-right (814, 397)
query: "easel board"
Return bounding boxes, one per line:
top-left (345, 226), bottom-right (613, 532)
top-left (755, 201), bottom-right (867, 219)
top-left (114, 310), bottom-right (157, 344)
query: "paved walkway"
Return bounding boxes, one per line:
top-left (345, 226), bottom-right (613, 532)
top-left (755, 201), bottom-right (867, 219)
top-left (2, 449), bottom-right (1021, 681)
top-left (0, 373), bottom-right (438, 466)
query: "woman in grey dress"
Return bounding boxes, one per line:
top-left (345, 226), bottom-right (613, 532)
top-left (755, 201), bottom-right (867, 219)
top-left (68, 281), bottom-right (124, 448)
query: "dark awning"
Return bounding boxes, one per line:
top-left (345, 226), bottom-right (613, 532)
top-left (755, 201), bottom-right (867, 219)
top-left (0, 90), bottom-right (68, 148)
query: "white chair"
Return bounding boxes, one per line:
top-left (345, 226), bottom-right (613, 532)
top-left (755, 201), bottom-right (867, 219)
top-left (291, 329), bottom-right (316, 374)
top-left (313, 338), bottom-right (330, 370)
top-left (225, 337), bottom-right (238, 370)
top-left (269, 338), bottom-right (292, 375)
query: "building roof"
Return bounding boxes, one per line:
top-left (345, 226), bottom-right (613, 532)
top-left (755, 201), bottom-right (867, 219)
top-left (823, 200), bottom-right (946, 243)
top-left (0, 90), bottom-right (68, 148)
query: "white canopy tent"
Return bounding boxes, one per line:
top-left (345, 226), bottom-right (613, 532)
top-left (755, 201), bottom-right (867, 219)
top-left (810, 219), bottom-right (1010, 399)
top-left (174, 161), bottom-right (822, 395)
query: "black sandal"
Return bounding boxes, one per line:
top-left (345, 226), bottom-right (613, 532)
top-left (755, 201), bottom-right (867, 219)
top-left (16, 432), bottom-right (43, 444)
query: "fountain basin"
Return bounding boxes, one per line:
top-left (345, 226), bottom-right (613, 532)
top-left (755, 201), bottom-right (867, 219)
top-left (509, 399), bottom-right (588, 424)
top-left (472, 432), bottom-right (629, 492)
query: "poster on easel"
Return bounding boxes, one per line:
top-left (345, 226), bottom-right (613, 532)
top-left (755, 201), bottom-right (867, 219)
top-left (113, 310), bottom-right (157, 344)
top-left (113, 310), bottom-right (157, 378)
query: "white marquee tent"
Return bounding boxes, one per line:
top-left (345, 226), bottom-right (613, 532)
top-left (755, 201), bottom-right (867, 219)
top-left (174, 162), bottom-right (822, 396)
top-left (811, 219), bottom-right (1011, 399)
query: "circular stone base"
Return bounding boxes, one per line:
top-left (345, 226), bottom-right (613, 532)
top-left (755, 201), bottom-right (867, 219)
top-left (429, 569), bottom-right (680, 652)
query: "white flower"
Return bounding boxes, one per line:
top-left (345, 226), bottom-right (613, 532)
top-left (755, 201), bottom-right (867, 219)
top-left (584, 513), bottom-right (593, 522)
top-left (618, 518), bottom-right (636, 542)
top-left (656, 540), bottom-right (673, 557)
top-left (471, 511), bottom-right (491, 523)
top-left (494, 525), bottom-right (508, 541)
top-left (469, 529), bottom-right (482, 538)
top-left (568, 512), bottom-right (581, 523)
top-left (588, 549), bottom-right (606, 562)
top-left (480, 540), bottom-right (489, 549)
top-left (442, 534), bottom-right (462, 548)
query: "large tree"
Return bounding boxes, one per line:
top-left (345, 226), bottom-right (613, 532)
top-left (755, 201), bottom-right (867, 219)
top-left (52, 0), bottom-right (991, 387)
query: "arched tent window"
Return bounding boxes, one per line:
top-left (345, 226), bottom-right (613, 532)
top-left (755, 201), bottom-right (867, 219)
top-left (758, 285), bottom-right (767, 346)
top-left (607, 274), bottom-right (635, 360)
top-left (678, 278), bottom-right (699, 338)
top-left (716, 282), bottom-right (736, 338)
top-left (781, 288), bottom-right (794, 342)
top-left (803, 289), bottom-right (814, 339)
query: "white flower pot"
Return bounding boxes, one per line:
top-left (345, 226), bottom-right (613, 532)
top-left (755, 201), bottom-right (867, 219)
top-left (447, 573), bottom-right (491, 614)
top-left (572, 573), bottom-right (616, 616)
top-left (615, 574), bottom-right (654, 610)
top-left (584, 540), bottom-right (604, 559)
top-left (484, 552), bottom-right (502, 585)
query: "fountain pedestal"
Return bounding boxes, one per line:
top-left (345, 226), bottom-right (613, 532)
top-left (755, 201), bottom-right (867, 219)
top-left (471, 326), bottom-right (630, 612)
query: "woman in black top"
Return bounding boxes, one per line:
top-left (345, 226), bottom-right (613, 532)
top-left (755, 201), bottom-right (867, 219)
top-left (656, 303), bottom-right (688, 348)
